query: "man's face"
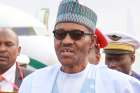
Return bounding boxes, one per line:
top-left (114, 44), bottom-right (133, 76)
top-left (0, 29), bottom-right (20, 72)
top-left (54, 23), bottom-right (95, 67)
top-left (105, 53), bottom-right (134, 74)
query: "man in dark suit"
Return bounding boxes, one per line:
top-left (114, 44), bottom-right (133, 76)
top-left (0, 28), bottom-right (32, 92)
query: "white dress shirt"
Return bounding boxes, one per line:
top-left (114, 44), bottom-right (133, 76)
top-left (52, 64), bottom-right (90, 93)
top-left (0, 63), bottom-right (16, 92)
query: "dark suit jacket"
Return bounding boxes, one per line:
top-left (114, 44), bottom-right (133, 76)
top-left (15, 67), bottom-right (32, 89)
top-left (131, 70), bottom-right (140, 81)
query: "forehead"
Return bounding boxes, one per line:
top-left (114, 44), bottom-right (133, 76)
top-left (0, 28), bottom-right (17, 41)
top-left (105, 53), bottom-right (129, 58)
top-left (55, 23), bottom-right (90, 32)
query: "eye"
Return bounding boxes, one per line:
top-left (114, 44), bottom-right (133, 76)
top-left (6, 42), bottom-right (15, 47)
top-left (71, 30), bottom-right (84, 36)
top-left (53, 29), bottom-right (67, 40)
top-left (69, 30), bottom-right (84, 40)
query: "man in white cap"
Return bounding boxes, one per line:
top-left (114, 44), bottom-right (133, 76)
top-left (104, 32), bottom-right (140, 80)
top-left (19, 0), bottom-right (140, 93)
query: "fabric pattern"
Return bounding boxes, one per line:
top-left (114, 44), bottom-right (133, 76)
top-left (56, 0), bottom-right (97, 32)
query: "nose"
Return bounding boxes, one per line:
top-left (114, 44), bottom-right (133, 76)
top-left (107, 62), bottom-right (118, 69)
top-left (0, 44), bottom-right (7, 52)
top-left (61, 34), bottom-right (74, 45)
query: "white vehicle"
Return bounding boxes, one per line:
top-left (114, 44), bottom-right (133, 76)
top-left (0, 3), bottom-right (58, 69)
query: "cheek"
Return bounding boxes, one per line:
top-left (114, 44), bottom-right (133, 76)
top-left (54, 40), bottom-right (61, 53)
top-left (77, 41), bottom-right (91, 56)
top-left (10, 48), bottom-right (19, 56)
top-left (119, 63), bottom-right (131, 74)
top-left (9, 47), bottom-right (20, 55)
top-left (118, 60), bottom-right (130, 70)
top-left (7, 50), bottom-right (18, 64)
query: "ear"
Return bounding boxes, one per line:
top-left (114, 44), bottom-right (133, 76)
top-left (18, 46), bottom-right (21, 55)
top-left (90, 34), bottom-right (96, 49)
top-left (130, 54), bottom-right (135, 64)
top-left (95, 53), bottom-right (101, 64)
top-left (88, 35), bottom-right (96, 54)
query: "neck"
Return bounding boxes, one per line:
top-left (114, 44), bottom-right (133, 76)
top-left (61, 62), bottom-right (88, 74)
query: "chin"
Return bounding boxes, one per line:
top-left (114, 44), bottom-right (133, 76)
top-left (0, 63), bottom-right (7, 67)
top-left (60, 60), bottom-right (75, 66)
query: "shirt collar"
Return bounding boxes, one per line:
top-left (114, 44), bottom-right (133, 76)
top-left (2, 62), bottom-right (16, 83)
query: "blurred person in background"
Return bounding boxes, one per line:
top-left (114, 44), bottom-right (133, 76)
top-left (88, 28), bottom-right (108, 64)
top-left (104, 32), bottom-right (140, 80)
top-left (0, 28), bottom-right (32, 92)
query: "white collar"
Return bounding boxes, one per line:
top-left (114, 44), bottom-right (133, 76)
top-left (59, 62), bottom-right (91, 76)
top-left (2, 62), bottom-right (16, 83)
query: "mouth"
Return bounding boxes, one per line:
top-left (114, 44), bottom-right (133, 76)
top-left (0, 56), bottom-right (8, 61)
top-left (60, 48), bottom-right (74, 57)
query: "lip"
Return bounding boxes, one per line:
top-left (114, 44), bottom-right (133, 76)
top-left (0, 56), bottom-right (8, 61)
top-left (60, 48), bottom-right (74, 57)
